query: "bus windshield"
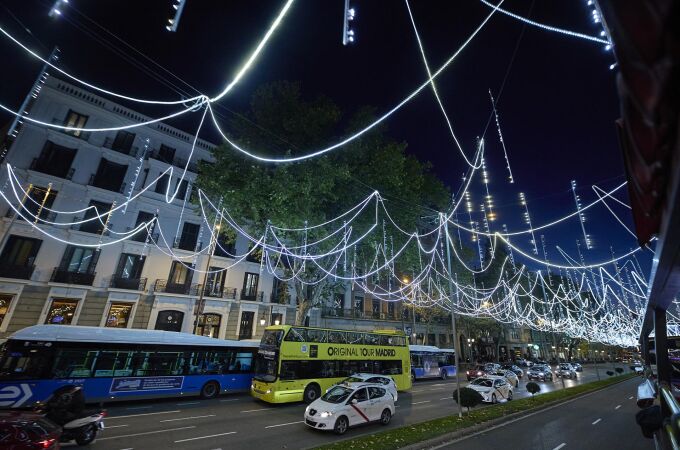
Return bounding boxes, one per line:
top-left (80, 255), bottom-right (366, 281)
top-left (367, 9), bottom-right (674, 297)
top-left (321, 386), bottom-right (353, 404)
top-left (260, 330), bottom-right (284, 347)
top-left (253, 352), bottom-right (278, 382)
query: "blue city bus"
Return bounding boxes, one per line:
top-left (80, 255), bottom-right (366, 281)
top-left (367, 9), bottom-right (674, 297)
top-left (409, 345), bottom-right (456, 381)
top-left (0, 325), bottom-right (258, 408)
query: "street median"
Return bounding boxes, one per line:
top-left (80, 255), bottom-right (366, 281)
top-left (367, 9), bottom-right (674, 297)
top-left (312, 373), bottom-right (637, 450)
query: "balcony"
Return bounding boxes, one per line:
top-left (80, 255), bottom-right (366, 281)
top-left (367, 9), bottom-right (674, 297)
top-left (203, 285), bottom-right (237, 299)
top-left (51, 268), bottom-right (96, 286)
top-left (148, 150), bottom-right (199, 173)
top-left (241, 290), bottom-right (264, 302)
top-left (321, 307), bottom-right (402, 322)
top-left (30, 158), bottom-right (75, 180)
top-left (103, 137), bottom-right (140, 157)
top-left (0, 264), bottom-right (35, 280)
top-left (5, 209), bottom-right (57, 222)
top-left (153, 279), bottom-right (201, 296)
top-left (110, 276), bottom-right (147, 291)
top-left (173, 237), bottom-right (201, 252)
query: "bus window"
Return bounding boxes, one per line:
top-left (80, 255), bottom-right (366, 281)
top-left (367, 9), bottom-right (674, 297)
top-left (52, 349), bottom-right (96, 378)
top-left (284, 328), bottom-right (307, 342)
top-left (280, 360), bottom-right (298, 380)
top-left (147, 352), bottom-right (182, 376)
top-left (94, 351), bottom-right (131, 377)
top-left (365, 334), bottom-right (380, 346)
top-left (345, 332), bottom-right (364, 345)
top-left (261, 330), bottom-right (284, 347)
top-left (1, 348), bottom-right (52, 379)
top-left (234, 352), bottom-right (253, 372)
top-left (306, 329), bottom-right (327, 343)
top-left (327, 331), bottom-right (345, 344)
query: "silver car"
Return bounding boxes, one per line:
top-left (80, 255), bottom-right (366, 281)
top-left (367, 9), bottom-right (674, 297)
top-left (555, 363), bottom-right (577, 379)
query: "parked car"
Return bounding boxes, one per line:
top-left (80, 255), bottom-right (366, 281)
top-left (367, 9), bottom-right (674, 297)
top-left (555, 363), bottom-right (578, 379)
top-left (338, 373), bottom-right (399, 402)
top-left (570, 362), bottom-right (583, 372)
top-left (527, 364), bottom-right (553, 381)
top-left (484, 363), bottom-right (501, 372)
top-left (501, 364), bottom-right (524, 378)
top-left (491, 369), bottom-right (519, 388)
top-left (305, 384), bottom-right (395, 435)
top-left (466, 365), bottom-right (490, 381)
top-left (0, 410), bottom-right (61, 449)
top-left (467, 375), bottom-right (513, 403)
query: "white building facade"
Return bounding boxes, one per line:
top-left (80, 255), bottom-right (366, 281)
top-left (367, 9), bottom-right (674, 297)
top-left (0, 77), bottom-right (295, 341)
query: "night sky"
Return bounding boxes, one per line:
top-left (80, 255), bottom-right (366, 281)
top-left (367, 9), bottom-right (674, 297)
top-left (0, 0), bottom-right (649, 272)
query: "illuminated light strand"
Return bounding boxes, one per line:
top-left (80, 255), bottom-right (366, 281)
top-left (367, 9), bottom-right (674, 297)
top-left (478, 0), bottom-right (612, 45)
top-left (571, 180), bottom-right (592, 249)
top-left (489, 89), bottom-right (514, 183)
top-left (518, 192), bottom-right (538, 255)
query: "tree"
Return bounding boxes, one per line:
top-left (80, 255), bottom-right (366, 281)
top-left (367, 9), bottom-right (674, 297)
top-left (197, 81), bottom-right (450, 324)
top-left (526, 381), bottom-right (541, 396)
top-left (452, 387), bottom-right (483, 412)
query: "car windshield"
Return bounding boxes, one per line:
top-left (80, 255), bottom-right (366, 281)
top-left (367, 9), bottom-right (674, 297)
top-left (533, 366), bottom-right (546, 371)
top-left (321, 386), bottom-right (353, 404)
top-left (471, 379), bottom-right (493, 388)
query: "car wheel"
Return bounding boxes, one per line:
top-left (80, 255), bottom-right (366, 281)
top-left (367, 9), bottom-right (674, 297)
top-left (549, 375), bottom-right (553, 382)
top-left (491, 394), bottom-right (497, 404)
top-left (334, 416), bottom-right (349, 435)
top-left (508, 390), bottom-right (513, 401)
top-left (515, 381), bottom-right (519, 388)
top-left (200, 381), bottom-right (220, 399)
top-left (441, 370), bottom-right (448, 380)
top-left (75, 424), bottom-right (97, 446)
top-left (303, 383), bottom-right (321, 404)
top-left (380, 408), bottom-right (392, 425)
top-left (411, 372), bottom-right (416, 383)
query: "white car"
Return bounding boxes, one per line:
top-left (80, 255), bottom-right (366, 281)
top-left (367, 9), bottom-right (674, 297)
top-left (490, 369), bottom-right (519, 388)
top-left (304, 384), bottom-right (395, 435)
top-left (467, 375), bottom-right (513, 403)
top-left (338, 373), bottom-right (399, 402)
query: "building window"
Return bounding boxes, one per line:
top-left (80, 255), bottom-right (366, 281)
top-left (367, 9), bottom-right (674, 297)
top-left (205, 268), bottom-right (226, 297)
top-left (157, 144), bottom-right (176, 164)
top-left (387, 301), bottom-right (395, 318)
top-left (92, 159), bottom-right (127, 192)
top-left (354, 295), bottom-right (364, 314)
top-left (33, 141), bottom-right (76, 178)
top-left (154, 310), bottom-right (184, 332)
top-left (155, 173), bottom-right (170, 194)
top-left (271, 313), bottom-right (283, 326)
top-left (427, 334), bottom-right (436, 346)
top-left (510, 329), bottom-right (521, 340)
top-left (60, 246), bottom-right (98, 274)
top-left (20, 186), bottom-right (57, 222)
top-left (111, 254), bottom-right (145, 290)
top-left (168, 261), bottom-right (191, 286)
top-left (45, 299), bottom-right (79, 325)
top-left (174, 179), bottom-right (189, 201)
top-left (239, 311), bottom-right (254, 339)
top-left (132, 211), bottom-right (155, 242)
top-left (372, 299), bottom-right (380, 318)
top-left (177, 222), bottom-right (200, 251)
top-left (104, 303), bottom-right (134, 328)
top-left (241, 273), bottom-right (259, 300)
top-left (80, 200), bottom-right (112, 234)
top-left (111, 130), bottom-right (135, 154)
top-left (196, 313), bottom-right (221, 338)
top-left (0, 234), bottom-right (42, 272)
top-left (63, 110), bottom-right (88, 137)
top-left (0, 294), bottom-right (13, 326)
top-left (213, 232), bottom-right (236, 257)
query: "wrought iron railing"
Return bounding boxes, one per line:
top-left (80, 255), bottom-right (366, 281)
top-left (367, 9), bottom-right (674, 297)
top-left (153, 279), bottom-right (201, 296)
top-left (110, 276), bottom-right (147, 291)
top-left (51, 268), bottom-right (96, 286)
top-left (0, 264), bottom-right (35, 280)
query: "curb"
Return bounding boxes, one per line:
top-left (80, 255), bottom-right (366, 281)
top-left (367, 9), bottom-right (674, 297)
top-left (400, 375), bottom-right (637, 450)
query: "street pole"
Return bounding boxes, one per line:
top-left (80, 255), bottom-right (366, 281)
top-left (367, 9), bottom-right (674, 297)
top-left (193, 218), bottom-right (221, 335)
top-left (444, 214), bottom-right (463, 417)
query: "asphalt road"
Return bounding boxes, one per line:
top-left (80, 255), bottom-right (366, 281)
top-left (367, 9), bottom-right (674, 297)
top-left (439, 376), bottom-right (650, 450)
top-left (62, 366), bottom-right (623, 450)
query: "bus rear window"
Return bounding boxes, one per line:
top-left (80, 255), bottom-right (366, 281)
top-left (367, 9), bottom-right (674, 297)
top-left (260, 330), bottom-right (284, 347)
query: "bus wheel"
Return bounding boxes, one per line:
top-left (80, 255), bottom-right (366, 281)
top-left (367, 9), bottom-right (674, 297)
top-left (303, 383), bottom-right (321, 404)
top-left (440, 370), bottom-right (448, 380)
top-left (200, 381), bottom-right (220, 399)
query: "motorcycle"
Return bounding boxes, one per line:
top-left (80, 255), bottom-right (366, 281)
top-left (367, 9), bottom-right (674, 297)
top-left (39, 385), bottom-right (106, 445)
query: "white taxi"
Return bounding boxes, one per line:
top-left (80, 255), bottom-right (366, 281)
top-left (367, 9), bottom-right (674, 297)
top-left (304, 384), bottom-right (395, 435)
top-left (467, 375), bottom-right (513, 403)
top-left (338, 373), bottom-right (399, 402)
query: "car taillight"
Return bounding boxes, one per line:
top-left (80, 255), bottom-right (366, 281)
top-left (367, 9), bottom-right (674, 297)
top-left (38, 438), bottom-right (56, 449)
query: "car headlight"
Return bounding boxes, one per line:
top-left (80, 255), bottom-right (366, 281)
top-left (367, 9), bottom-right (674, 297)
top-left (477, 371), bottom-right (482, 375)
top-left (320, 411), bottom-right (333, 418)
top-left (266, 389), bottom-right (272, 394)
top-left (538, 372), bottom-right (544, 376)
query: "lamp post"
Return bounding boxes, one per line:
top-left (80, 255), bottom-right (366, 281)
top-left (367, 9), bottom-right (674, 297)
top-left (193, 221), bottom-right (220, 335)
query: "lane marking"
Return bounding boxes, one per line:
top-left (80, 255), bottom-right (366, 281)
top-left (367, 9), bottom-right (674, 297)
top-left (104, 424), bottom-right (128, 429)
top-left (629, 396), bottom-right (634, 400)
top-left (592, 418), bottom-right (602, 425)
top-left (176, 401), bottom-right (201, 406)
top-left (220, 398), bottom-right (240, 402)
top-left (161, 414), bottom-right (216, 422)
top-left (265, 420), bottom-right (304, 429)
top-left (440, 397), bottom-right (450, 400)
top-left (97, 426), bottom-right (196, 441)
top-left (615, 405), bottom-right (621, 410)
top-left (125, 406), bottom-right (152, 410)
top-left (241, 408), bottom-right (273, 413)
top-left (107, 410), bottom-right (182, 420)
top-left (413, 400), bottom-right (431, 405)
top-left (174, 431), bottom-right (237, 443)
top-left (553, 443), bottom-right (566, 450)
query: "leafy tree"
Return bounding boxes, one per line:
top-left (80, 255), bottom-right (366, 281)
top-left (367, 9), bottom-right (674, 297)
top-left (526, 381), bottom-right (541, 396)
top-left (197, 81), bottom-right (450, 324)
top-left (606, 371), bottom-right (614, 377)
top-left (452, 387), bottom-right (483, 412)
